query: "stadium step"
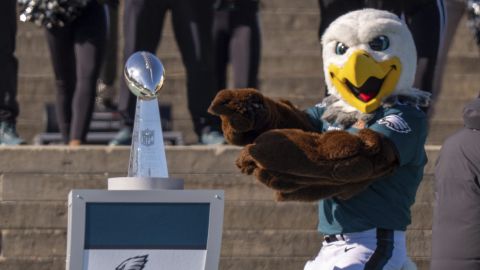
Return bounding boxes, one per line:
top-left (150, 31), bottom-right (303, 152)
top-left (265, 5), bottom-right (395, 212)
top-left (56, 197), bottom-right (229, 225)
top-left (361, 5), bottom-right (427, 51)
top-left (31, 103), bottom-right (183, 145)
top-left (0, 145), bottom-right (439, 270)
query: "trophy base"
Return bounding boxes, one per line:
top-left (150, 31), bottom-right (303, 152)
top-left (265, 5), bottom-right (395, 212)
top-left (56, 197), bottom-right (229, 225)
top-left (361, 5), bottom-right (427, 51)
top-left (107, 177), bottom-right (184, 190)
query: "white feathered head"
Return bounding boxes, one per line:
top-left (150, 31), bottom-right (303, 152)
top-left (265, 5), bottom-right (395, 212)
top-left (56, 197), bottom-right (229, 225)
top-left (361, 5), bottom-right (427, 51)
top-left (322, 9), bottom-right (419, 113)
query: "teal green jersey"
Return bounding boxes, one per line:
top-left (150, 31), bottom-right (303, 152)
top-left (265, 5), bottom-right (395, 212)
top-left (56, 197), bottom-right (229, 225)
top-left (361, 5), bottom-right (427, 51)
top-left (305, 103), bottom-right (428, 234)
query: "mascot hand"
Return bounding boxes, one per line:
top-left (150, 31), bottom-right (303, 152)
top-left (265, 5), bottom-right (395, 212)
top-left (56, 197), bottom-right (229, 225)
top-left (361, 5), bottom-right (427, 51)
top-left (208, 88), bottom-right (267, 132)
top-left (208, 89), bottom-right (315, 145)
top-left (208, 89), bottom-right (270, 145)
top-left (236, 128), bottom-right (398, 200)
top-left (238, 150), bottom-right (370, 201)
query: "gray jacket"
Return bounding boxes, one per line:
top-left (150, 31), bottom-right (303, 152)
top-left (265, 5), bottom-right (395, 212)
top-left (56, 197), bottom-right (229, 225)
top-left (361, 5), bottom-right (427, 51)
top-left (431, 98), bottom-right (480, 270)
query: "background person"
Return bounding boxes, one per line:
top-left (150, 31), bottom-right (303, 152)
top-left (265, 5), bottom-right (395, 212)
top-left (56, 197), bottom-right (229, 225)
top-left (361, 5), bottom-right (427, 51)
top-left (110, 0), bottom-right (223, 145)
top-left (0, 0), bottom-right (25, 145)
top-left (213, 0), bottom-right (261, 90)
top-left (96, 0), bottom-right (120, 111)
top-left (431, 95), bottom-right (480, 270)
top-left (43, 0), bottom-right (107, 145)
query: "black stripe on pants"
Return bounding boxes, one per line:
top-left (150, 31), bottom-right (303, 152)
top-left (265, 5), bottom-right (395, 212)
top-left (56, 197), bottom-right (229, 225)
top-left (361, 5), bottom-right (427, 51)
top-left (364, 229), bottom-right (394, 270)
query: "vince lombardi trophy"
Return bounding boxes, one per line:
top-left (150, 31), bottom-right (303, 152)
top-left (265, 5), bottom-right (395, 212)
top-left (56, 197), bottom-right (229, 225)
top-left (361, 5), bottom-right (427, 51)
top-left (108, 51), bottom-right (183, 190)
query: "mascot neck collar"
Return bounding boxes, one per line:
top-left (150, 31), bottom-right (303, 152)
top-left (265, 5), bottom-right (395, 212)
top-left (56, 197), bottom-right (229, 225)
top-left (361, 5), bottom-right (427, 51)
top-left (321, 92), bottom-right (430, 129)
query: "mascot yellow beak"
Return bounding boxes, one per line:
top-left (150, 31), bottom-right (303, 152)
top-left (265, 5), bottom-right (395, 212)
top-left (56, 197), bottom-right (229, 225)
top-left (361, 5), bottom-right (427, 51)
top-left (328, 50), bottom-right (401, 113)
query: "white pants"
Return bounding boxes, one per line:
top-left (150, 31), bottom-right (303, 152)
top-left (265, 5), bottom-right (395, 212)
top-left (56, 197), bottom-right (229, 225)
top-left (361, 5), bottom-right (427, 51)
top-left (304, 228), bottom-right (407, 270)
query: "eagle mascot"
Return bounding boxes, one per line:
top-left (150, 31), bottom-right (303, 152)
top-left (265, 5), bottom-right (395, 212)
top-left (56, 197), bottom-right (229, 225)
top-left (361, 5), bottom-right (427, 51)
top-left (209, 9), bottom-right (428, 270)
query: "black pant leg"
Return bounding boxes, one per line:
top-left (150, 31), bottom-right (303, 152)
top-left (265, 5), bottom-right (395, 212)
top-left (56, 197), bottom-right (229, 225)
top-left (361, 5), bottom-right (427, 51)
top-left (353, 0), bottom-right (445, 98)
top-left (230, 4), bottom-right (261, 88)
top-left (71, 2), bottom-right (107, 142)
top-left (317, 0), bottom-right (364, 97)
top-left (0, 0), bottom-right (19, 123)
top-left (119, 0), bottom-right (167, 126)
top-left (317, 0), bottom-right (364, 38)
top-left (100, 2), bottom-right (119, 86)
top-left (45, 26), bottom-right (76, 143)
top-left (432, 0), bottom-right (460, 101)
top-left (213, 10), bottom-right (231, 90)
top-left (406, 1), bottom-right (444, 95)
top-left (171, 0), bottom-right (220, 137)
top-left (362, 0), bottom-right (402, 14)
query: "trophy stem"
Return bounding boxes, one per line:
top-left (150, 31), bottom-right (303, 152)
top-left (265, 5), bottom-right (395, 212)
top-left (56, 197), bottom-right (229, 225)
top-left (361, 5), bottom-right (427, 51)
top-left (128, 97), bottom-right (169, 178)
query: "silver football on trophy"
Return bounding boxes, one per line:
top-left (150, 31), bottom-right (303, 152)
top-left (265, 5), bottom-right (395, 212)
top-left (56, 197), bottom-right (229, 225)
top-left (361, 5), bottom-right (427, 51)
top-left (124, 51), bottom-right (165, 100)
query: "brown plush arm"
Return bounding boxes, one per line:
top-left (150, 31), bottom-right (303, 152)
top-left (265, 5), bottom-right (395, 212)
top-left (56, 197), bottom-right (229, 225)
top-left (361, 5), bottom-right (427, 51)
top-left (275, 181), bottom-right (371, 202)
top-left (239, 128), bottom-right (398, 181)
top-left (236, 128), bottom-right (399, 200)
top-left (247, 167), bottom-right (370, 201)
top-left (208, 88), bottom-right (315, 145)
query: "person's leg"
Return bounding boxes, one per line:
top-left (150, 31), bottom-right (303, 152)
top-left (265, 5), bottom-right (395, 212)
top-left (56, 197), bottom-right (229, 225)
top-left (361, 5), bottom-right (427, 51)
top-left (317, 0), bottom-right (363, 39)
top-left (171, 0), bottom-right (222, 142)
top-left (229, 2), bottom-right (261, 88)
top-left (304, 241), bottom-right (340, 270)
top-left (317, 0), bottom-right (363, 97)
top-left (213, 10), bottom-right (231, 90)
top-left (362, 0), bottom-right (402, 14)
top-left (111, 0), bottom-right (166, 145)
top-left (305, 229), bottom-right (407, 270)
top-left (45, 26), bottom-right (76, 144)
top-left (99, 2), bottom-right (118, 86)
top-left (467, 0), bottom-right (480, 48)
top-left (0, 0), bottom-right (19, 124)
top-left (0, 0), bottom-right (23, 144)
top-left (431, 0), bottom-right (464, 105)
top-left (405, 0), bottom-right (446, 98)
top-left (97, 1), bottom-right (119, 110)
top-left (71, 1), bottom-right (107, 144)
top-left (119, 0), bottom-right (165, 123)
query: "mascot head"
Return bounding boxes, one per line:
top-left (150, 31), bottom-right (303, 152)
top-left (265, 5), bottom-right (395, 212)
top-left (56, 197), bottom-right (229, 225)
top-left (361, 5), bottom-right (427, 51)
top-left (322, 9), bottom-right (417, 113)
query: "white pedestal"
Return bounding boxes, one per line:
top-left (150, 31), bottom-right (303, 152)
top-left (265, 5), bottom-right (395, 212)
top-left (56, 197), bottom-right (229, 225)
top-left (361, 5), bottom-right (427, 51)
top-left (108, 177), bottom-right (184, 190)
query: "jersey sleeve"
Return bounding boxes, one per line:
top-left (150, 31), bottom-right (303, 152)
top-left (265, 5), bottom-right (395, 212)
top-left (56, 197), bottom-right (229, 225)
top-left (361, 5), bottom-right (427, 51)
top-left (369, 108), bottom-right (428, 166)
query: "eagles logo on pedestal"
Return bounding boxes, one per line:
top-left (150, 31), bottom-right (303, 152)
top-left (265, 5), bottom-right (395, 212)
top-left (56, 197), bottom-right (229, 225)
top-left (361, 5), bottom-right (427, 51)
top-left (115, 255), bottom-right (149, 270)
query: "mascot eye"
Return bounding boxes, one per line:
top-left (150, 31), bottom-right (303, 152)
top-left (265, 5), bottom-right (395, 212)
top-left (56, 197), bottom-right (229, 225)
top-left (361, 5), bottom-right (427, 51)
top-left (335, 42), bottom-right (349, 55)
top-left (369, 35), bottom-right (390, 51)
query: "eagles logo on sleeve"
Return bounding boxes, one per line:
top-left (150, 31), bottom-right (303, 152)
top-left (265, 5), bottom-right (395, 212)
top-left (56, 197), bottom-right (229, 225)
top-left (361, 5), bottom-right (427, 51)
top-left (377, 114), bottom-right (411, 133)
top-left (115, 255), bottom-right (149, 270)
